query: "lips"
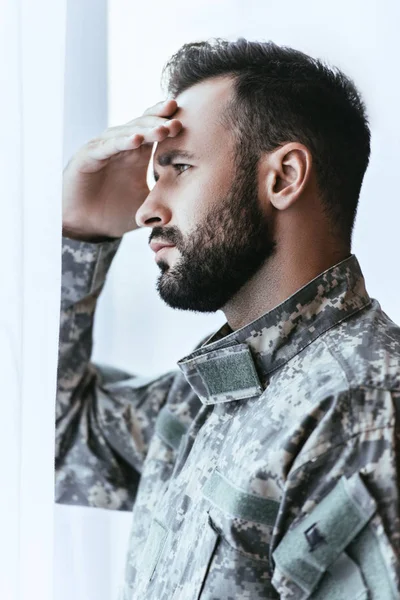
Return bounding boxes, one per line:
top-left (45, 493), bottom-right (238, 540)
top-left (150, 241), bottom-right (176, 253)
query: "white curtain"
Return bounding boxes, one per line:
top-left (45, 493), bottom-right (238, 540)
top-left (0, 0), bottom-right (66, 599)
top-left (54, 0), bottom-right (113, 599)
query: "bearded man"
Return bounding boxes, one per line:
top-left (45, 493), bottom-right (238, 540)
top-left (58, 37), bottom-right (400, 599)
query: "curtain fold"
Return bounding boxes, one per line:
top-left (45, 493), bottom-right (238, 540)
top-left (0, 1), bottom-right (67, 599)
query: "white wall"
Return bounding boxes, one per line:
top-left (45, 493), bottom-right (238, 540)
top-left (95, 0), bottom-right (400, 381)
top-left (1, 2), bottom-right (65, 599)
top-left (58, 1), bottom-right (400, 599)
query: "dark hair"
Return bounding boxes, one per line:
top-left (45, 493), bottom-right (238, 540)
top-left (161, 38), bottom-right (371, 245)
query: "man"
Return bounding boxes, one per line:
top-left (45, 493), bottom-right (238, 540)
top-left (58, 37), bottom-right (400, 599)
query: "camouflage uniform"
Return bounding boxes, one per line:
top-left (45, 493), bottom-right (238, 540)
top-left (57, 235), bottom-right (400, 599)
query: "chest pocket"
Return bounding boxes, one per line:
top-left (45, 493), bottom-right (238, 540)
top-left (195, 469), bottom-right (281, 599)
top-left (155, 405), bottom-right (188, 451)
top-left (271, 473), bottom-right (397, 599)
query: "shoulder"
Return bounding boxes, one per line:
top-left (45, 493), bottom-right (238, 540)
top-left (274, 297), bottom-right (400, 403)
top-left (267, 300), bottom-right (400, 468)
top-left (322, 298), bottom-right (400, 391)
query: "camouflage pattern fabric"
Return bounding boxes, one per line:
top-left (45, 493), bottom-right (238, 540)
top-left (57, 235), bottom-right (400, 599)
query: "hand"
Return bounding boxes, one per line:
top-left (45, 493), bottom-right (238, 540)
top-left (62, 99), bottom-right (182, 240)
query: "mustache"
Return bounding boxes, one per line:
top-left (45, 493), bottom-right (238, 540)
top-left (149, 226), bottom-right (183, 248)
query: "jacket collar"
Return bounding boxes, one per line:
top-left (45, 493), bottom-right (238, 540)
top-left (177, 254), bottom-right (371, 405)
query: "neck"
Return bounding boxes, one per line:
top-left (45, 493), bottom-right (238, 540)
top-left (223, 242), bottom-right (351, 331)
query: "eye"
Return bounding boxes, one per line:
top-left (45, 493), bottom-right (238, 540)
top-left (153, 164), bottom-right (191, 183)
top-left (172, 163), bottom-right (191, 174)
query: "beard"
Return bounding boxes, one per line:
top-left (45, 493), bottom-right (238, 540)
top-left (152, 152), bottom-right (277, 313)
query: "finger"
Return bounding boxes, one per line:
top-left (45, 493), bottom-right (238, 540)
top-left (105, 114), bottom-right (182, 138)
top-left (85, 135), bottom-right (142, 161)
top-left (142, 98), bottom-right (178, 117)
top-left (86, 125), bottom-right (172, 161)
top-left (105, 119), bottom-right (183, 142)
top-left (126, 122), bottom-right (183, 145)
top-left (131, 119), bottom-right (183, 137)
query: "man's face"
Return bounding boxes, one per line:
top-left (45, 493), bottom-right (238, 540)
top-left (137, 76), bottom-right (276, 313)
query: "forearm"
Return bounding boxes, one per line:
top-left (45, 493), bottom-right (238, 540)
top-left (57, 235), bottom-right (122, 421)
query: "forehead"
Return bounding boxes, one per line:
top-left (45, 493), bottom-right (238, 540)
top-left (154, 75), bottom-right (236, 162)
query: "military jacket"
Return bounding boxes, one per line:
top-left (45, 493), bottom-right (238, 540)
top-left (57, 235), bottom-right (400, 599)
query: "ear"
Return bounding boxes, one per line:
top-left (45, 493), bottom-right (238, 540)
top-left (261, 142), bottom-right (313, 211)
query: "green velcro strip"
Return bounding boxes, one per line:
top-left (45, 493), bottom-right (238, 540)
top-left (155, 406), bottom-right (188, 451)
top-left (196, 349), bottom-right (262, 402)
top-left (348, 524), bottom-right (397, 599)
top-left (203, 469), bottom-right (280, 526)
top-left (272, 473), bottom-right (376, 595)
top-left (311, 552), bottom-right (368, 599)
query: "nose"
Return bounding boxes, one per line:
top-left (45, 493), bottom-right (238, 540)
top-left (135, 190), bottom-right (173, 229)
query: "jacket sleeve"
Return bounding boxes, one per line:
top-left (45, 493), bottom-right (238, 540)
top-left (56, 236), bottom-right (178, 511)
top-left (270, 387), bottom-right (400, 599)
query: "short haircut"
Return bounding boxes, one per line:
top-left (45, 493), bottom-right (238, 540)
top-left (161, 38), bottom-right (371, 245)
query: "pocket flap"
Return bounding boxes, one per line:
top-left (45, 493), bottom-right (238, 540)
top-left (202, 469), bottom-right (280, 526)
top-left (272, 473), bottom-right (376, 596)
top-left (141, 518), bottom-right (168, 583)
top-left (155, 406), bottom-right (188, 451)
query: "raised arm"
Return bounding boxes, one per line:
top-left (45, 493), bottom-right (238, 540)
top-left (56, 98), bottom-right (185, 510)
top-left (56, 235), bottom-right (179, 510)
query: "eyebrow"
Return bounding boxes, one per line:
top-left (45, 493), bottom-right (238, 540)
top-left (153, 149), bottom-right (197, 179)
